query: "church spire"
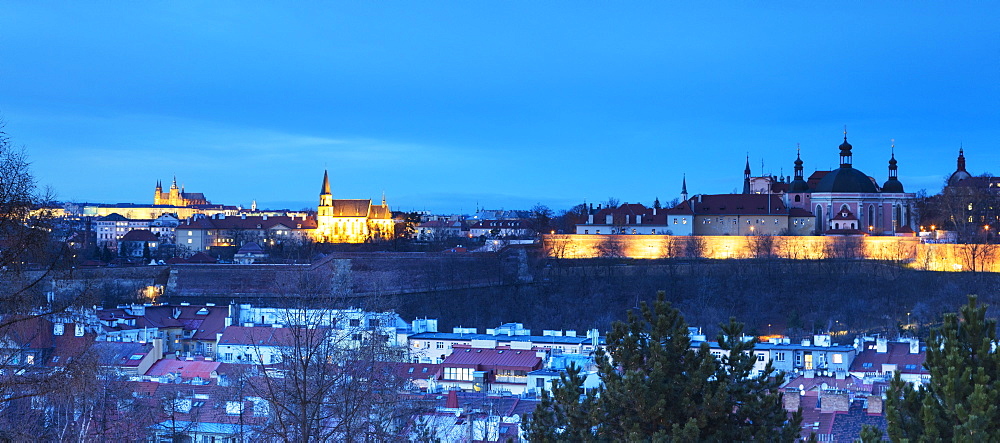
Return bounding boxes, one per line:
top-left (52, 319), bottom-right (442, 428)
top-left (681, 174), bottom-right (689, 202)
top-left (957, 145), bottom-right (967, 172)
top-left (320, 170), bottom-right (331, 196)
top-left (743, 156), bottom-right (751, 194)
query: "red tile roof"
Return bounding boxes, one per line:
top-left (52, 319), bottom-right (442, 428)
top-left (146, 357), bottom-right (221, 380)
top-left (121, 229), bottom-right (159, 242)
top-left (689, 194), bottom-right (788, 216)
top-left (441, 347), bottom-right (542, 371)
top-left (850, 341), bottom-right (927, 375)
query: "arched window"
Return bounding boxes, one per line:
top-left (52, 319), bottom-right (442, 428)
top-left (868, 205), bottom-right (875, 227)
top-left (835, 223), bottom-right (840, 229)
top-left (794, 195), bottom-right (801, 202)
top-left (816, 205), bottom-right (824, 231)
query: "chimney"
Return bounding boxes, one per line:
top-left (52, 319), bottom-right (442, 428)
top-left (876, 338), bottom-right (888, 353)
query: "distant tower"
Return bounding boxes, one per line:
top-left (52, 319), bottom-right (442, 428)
top-left (743, 156), bottom-right (751, 194)
top-left (882, 141), bottom-right (904, 193)
top-left (839, 127), bottom-right (853, 168)
top-left (154, 180), bottom-right (163, 205)
top-left (947, 146), bottom-right (972, 186)
top-left (788, 147), bottom-right (809, 192)
top-left (681, 174), bottom-right (689, 202)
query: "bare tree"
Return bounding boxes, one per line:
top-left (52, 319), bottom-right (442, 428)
top-left (248, 277), bottom-right (415, 442)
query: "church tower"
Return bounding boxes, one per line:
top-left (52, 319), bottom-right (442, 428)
top-left (154, 180), bottom-right (163, 205)
top-left (742, 156), bottom-right (751, 194)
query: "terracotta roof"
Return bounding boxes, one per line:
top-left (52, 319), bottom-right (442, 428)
top-left (121, 229), bottom-right (159, 242)
top-left (186, 252), bottom-right (217, 263)
top-left (850, 340), bottom-right (927, 375)
top-left (469, 220), bottom-right (530, 229)
top-left (441, 347), bottom-right (542, 372)
top-left (98, 304), bottom-right (229, 341)
top-left (806, 171), bottom-right (830, 190)
top-left (218, 326), bottom-right (321, 347)
top-left (146, 357), bottom-right (221, 379)
top-left (832, 209), bottom-right (857, 221)
top-left (690, 194), bottom-right (788, 216)
top-left (177, 215), bottom-right (316, 231)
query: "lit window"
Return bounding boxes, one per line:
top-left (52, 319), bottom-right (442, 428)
top-left (187, 239), bottom-right (192, 244)
top-left (832, 353), bottom-right (843, 364)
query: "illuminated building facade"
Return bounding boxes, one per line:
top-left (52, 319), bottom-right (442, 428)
top-left (784, 133), bottom-right (917, 235)
top-left (153, 177), bottom-right (209, 206)
top-left (313, 170), bottom-right (395, 243)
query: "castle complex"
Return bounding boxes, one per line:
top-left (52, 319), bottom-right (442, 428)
top-left (153, 177), bottom-right (210, 206)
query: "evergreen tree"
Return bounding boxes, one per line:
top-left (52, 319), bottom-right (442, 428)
top-left (885, 295), bottom-right (1000, 442)
top-left (142, 242), bottom-right (151, 262)
top-left (526, 292), bottom-right (801, 441)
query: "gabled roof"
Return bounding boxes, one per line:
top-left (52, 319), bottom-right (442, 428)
top-left (327, 199), bottom-right (375, 217)
top-left (217, 326), bottom-right (319, 347)
top-left (146, 357), bottom-right (221, 379)
top-left (441, 347), bottom-right (542, 371)
top-left (177, 215), bottom-right (316, 231)
top-left (100, 213), bottom-right (129, 221)
top-left (690, 194), bottom-right (788, 216)
top-left (121, 229), bottom-right (159, 242)
top-left (850, 340), bottom-right (927, 374)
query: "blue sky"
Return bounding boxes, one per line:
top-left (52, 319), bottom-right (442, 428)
top-left (2, 2), bottom-right (998, 213)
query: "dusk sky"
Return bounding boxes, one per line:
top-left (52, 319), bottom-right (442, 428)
top-left (2, 2), bottom-right (998, 214)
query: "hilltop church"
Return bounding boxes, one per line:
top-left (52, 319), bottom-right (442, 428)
top-left (312, 170), bottom-right (396, 243)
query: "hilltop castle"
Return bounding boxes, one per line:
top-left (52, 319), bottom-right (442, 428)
top-left (313, 170), bottom-right (395, 243)
top-left (153, 177), bottom-right (209, 206)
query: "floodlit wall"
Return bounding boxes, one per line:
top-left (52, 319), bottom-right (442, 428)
top-left (542, 235), bottom-right (1000, 272)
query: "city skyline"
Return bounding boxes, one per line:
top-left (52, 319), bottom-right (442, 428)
top-left (2, 2), bottom-right (998, 213)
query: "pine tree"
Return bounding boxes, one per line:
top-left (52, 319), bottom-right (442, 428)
top-left (527, 292), bottom-right (800, 441)
top-left (885, 295), bottom-right (1000, 442)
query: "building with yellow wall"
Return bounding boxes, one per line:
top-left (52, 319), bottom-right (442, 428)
top-left (313, 170), bottom-right (395, 243)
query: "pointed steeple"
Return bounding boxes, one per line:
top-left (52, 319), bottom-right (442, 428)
top-left (320, 170), bottom-right (331, 196)
top-left (171, 175), bottom-right (178, 190)
top-left (681, 174), bottom-right (689, 202)
top-left (957, 145), bottom-right (967, 172)
top-left (381, 191), bottom-right (387, 207)
top-left (743, 156), bottom-right (752, 194)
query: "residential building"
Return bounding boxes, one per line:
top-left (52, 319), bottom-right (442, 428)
top-left (175, 213), bottom-right (316, 252)
top-left (848, 337), bottom-right (928, 385)
top-left (469, 219), bottom-right (534, 238)
top-left (409, 323), bottom-right (602, 364)
top-left (437, 345), bottom-right (545, 395)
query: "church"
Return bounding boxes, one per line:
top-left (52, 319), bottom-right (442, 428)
top-left (780, 132), bottom-right (917, 235)
top-left (153, 177), bottom-right (209, 206)
top-left (312, 170), bottom-right (396, 243)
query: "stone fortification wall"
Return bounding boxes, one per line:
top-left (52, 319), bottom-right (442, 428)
top-left (543, 235), bottom-right (1000, 272)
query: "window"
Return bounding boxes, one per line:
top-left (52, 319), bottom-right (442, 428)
top-left (436, 342), bottom-right (444, 349)
top-left (756, 354), bottom-right (765, 362)
top-left (832, 353), bottom-right (843, 364)
top-left (368, 318), bottom-right (380, 328)
top-left (349, 319), bottom-right (361, 327)
top-left (444, 367), bottom-right (474, 381)
top-left (862, 362), bottom-right (873, 368)
top-left (775, 352), bottom-right (785, 362)
top-left (187, 239), bottom-right (193, 244)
